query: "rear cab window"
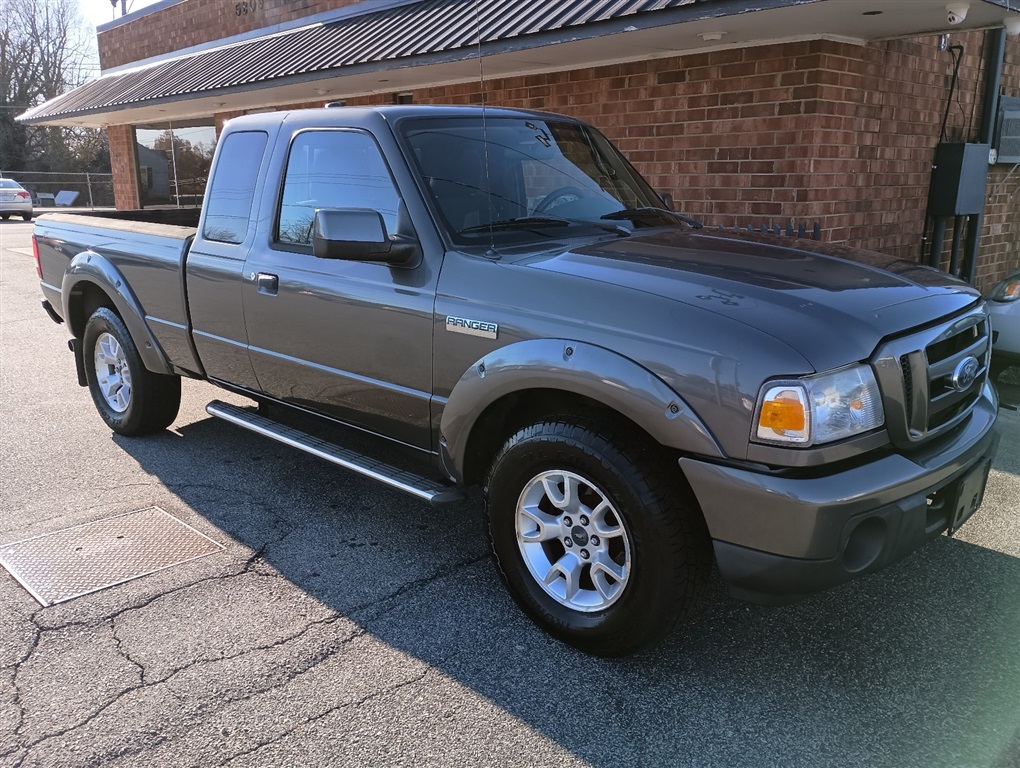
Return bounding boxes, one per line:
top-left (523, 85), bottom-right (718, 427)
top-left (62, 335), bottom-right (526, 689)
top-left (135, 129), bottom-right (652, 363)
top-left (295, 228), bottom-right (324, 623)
top-left (202, 131), bottom-right (270, 244)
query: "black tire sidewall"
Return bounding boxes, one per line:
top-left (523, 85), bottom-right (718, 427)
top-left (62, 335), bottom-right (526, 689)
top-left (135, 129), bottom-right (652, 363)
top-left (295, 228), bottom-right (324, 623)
top-left (487, 423), bottom-right (685, 655)
top-left (83, 308), bottom-right (148, 435)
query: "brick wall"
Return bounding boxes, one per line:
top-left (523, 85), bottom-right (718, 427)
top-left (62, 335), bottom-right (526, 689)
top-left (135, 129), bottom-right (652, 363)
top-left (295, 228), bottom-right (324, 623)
top-left (977, 37), bottom-right (1020, 289)
top-left (271, 34), bottom-right (1015, 289)
top-left (99, 0), bottom-right (364, 69)
top-left (112, 12), bottom-right (1017, 288)
top-left (107, 124), bottom-right (141, 210)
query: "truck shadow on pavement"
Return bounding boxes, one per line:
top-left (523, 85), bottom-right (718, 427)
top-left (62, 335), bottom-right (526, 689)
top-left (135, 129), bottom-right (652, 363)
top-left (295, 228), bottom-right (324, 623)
top-left (111, 412), bottom-right (1020, 768)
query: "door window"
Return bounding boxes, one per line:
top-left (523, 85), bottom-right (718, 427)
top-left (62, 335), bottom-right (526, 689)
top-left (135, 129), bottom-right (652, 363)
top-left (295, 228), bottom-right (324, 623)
top-left (276, 130), bottom-right (400, 247)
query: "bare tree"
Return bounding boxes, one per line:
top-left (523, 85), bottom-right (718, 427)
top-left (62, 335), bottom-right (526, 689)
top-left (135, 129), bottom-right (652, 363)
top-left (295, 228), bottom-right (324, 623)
top-left (0, 0), bottom-right (101, 173)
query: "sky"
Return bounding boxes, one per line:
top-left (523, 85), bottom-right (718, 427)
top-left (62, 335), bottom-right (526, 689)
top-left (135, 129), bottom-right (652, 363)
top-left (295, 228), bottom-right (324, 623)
top-left (78, 0), bottom-right (164, 33)
top-left (75, 0), bottom-right (165, 78)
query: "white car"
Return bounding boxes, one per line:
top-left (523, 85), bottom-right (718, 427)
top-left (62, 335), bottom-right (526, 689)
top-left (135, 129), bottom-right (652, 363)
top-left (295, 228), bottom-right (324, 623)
top-left (987, 269), bottom-right (1020, 380)
top-left (0, 178), bottom-right (34, 221)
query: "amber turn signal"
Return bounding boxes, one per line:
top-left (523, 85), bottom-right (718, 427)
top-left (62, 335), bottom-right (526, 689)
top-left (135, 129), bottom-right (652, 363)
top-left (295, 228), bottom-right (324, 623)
top-left (756, 386), bottom-right (810, 443)
top-left (760, 393), bottom-right (806, 433)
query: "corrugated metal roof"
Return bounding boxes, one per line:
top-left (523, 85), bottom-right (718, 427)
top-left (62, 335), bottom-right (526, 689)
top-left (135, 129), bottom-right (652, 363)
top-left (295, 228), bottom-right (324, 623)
top-left (19, 0), bottom-right (707, 123)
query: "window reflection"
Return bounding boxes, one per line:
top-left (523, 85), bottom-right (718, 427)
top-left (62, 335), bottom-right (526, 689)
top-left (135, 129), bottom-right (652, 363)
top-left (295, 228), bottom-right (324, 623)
top-left (135, 121), bottom-right (216, 207)
top-left (277, 130), bottom-right (400, 246)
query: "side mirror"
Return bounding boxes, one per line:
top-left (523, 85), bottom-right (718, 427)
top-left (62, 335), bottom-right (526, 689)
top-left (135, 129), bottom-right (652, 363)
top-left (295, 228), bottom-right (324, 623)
top-left (659, 192), bottom-right (675, 211)
top-left (312, 208), bottom-right (418, 266)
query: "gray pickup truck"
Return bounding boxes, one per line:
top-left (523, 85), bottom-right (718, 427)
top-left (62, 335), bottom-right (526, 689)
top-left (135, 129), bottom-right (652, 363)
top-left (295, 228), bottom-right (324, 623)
top-left (34, 105), bottom-right (1000, 655)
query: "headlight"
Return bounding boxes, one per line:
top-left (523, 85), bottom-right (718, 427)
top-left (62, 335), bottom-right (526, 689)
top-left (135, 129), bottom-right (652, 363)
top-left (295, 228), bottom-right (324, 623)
top-left (754, 364), bottom-right (885, 446)
top-left (988, 278), bottom-right (1020, 303)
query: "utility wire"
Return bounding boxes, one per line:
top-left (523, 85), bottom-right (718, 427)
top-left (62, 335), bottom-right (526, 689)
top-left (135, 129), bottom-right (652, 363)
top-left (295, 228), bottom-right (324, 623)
top-left (920, 43), bottom-right (966, 262)
top-left (938, 45), bottom-right (964, 143)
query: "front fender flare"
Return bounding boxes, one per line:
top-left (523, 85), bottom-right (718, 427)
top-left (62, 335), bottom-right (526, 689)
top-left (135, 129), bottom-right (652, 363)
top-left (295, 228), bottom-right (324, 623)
top-left (62, 251), bottom-right (174, 376)
top-left (440, 338), bottom-right (724, 481)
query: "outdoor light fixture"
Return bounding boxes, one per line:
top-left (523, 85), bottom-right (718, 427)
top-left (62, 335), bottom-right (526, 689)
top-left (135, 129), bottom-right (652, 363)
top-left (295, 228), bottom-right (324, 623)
top-left (1005, 15), bottom-right (1020, 35)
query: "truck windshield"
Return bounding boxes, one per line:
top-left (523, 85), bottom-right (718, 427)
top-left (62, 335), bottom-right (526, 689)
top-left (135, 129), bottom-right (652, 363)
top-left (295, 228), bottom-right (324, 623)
top-left (400, 117), bottom-right (682, 246)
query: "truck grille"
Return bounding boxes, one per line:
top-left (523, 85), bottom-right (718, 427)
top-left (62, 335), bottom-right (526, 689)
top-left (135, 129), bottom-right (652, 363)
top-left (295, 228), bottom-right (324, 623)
top-left (873, 305), bottom-right (990, 448)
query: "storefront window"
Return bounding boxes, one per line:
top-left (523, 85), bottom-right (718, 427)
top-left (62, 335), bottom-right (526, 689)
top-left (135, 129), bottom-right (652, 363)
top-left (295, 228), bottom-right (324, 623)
top-left (135, 120), bottom-right (217, 207)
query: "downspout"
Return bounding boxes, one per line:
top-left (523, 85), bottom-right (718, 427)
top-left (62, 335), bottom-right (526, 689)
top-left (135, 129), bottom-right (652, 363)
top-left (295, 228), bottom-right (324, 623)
top-left (962, 28), bottom-right (1007, 284)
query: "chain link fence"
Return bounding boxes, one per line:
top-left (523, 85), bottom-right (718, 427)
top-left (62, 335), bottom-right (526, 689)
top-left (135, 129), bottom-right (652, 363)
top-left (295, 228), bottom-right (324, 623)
top-left (0, 171), bottom-right (114, 209)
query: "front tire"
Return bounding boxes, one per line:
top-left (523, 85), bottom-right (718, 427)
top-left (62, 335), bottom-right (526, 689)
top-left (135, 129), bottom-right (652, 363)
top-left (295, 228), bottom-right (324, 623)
top-left (83, 307), bottom-right (181, 435)
top-left (485, 419), bottom-right (710, 656)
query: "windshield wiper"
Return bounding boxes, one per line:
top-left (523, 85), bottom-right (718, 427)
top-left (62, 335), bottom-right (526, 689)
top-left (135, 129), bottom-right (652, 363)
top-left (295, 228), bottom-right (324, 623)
top-left (459, 216), bottom-right (631, 238)
top-left (601, 207), bottom-right (703, 229)
top-left (458, 216), bottom-right (570, 234)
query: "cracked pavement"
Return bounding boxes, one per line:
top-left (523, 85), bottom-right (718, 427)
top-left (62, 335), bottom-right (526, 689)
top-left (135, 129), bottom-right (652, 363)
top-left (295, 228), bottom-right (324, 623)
top-left (3, 220), bottom-right (1019, 767)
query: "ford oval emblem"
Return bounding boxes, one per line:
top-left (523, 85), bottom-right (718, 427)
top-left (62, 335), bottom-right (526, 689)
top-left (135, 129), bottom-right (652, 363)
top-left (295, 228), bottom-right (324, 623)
top-left (950, 356), bottom-right (980, 392)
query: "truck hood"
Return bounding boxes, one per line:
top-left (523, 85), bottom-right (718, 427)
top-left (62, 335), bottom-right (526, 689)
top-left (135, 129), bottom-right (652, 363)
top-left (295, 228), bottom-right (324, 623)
top-left (521, 228), bottom-right (981, 372)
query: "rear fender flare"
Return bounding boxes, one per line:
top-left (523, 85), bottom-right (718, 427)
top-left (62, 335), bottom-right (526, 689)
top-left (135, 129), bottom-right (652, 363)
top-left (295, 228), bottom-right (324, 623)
top-left (440, 338), bottom-right (724, 481)
top-left (62, 251), bottom-right (174, 375)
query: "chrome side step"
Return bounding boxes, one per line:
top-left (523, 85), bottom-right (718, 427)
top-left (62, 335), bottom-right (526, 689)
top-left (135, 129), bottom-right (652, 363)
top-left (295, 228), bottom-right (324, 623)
top-left (205, 400), bottom-right (464, 506)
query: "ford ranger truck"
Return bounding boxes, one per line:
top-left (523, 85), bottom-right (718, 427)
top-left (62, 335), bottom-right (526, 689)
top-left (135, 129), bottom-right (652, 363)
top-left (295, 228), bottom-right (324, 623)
top-left (33, 106), bottom-right (1000, 656)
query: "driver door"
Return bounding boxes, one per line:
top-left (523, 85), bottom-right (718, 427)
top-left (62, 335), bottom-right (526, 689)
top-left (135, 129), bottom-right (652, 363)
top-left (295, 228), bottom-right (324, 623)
top-left (241, 128), bottom-right (437, 448)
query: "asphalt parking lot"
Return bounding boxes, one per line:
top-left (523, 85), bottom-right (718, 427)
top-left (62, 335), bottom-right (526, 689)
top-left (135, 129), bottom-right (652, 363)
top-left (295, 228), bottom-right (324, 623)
top-left (1, 218), bottom-right (1018, 767)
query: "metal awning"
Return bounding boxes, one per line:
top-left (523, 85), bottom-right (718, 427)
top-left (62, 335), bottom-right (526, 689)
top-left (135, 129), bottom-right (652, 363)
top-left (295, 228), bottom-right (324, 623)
top-left (18, 0), bottom-right (1018, 128)
top-left (19, 0), bottom-right (713, 125)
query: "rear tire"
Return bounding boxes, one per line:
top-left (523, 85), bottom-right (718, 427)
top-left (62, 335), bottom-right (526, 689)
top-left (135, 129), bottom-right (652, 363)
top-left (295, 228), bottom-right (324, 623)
top-left (83, 308), bottom-right (181, 435)
top-left (21, 213), bottom-right (32, 221)
top-left (0, 215), bottom-right (9, 221)
top-left (485, 418), bottom-right (710, 656)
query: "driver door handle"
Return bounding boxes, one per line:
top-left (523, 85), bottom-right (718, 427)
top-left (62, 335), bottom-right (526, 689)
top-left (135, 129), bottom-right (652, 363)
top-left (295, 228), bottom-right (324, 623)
top-left (256, 272), bottom-right (279, 296)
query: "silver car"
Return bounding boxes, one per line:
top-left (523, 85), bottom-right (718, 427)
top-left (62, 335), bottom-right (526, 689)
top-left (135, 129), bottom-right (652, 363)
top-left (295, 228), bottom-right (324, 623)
top-left (0, 178), bottom-right (34, 221)
top-left (987, 269), bottom-right (1020, 380)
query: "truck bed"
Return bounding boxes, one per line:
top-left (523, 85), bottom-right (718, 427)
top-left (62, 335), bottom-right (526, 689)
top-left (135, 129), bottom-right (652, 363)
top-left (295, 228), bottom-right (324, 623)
top-left (34, 211), bottom-right (201, 374)
top-left (46, 207), bottom-right (202, 228)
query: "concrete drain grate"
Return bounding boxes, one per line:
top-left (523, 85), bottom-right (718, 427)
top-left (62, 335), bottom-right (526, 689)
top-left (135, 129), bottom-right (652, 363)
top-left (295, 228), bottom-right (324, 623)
top-left (0, 506), bottom-right (225, 606)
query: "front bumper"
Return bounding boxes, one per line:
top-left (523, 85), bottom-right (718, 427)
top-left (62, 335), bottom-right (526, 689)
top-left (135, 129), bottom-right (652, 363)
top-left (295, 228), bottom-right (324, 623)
top-left (680, 382), bottom-right (1000, 604)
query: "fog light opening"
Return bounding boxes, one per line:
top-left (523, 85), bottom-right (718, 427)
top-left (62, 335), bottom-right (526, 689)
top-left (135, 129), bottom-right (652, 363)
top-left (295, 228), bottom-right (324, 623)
top-left (843, 517), bottom-right (886, 573)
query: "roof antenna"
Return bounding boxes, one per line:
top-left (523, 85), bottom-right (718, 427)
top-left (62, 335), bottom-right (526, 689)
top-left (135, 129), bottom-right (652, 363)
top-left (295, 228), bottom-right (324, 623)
top-left (473, 0), bottom-right (498, 259)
